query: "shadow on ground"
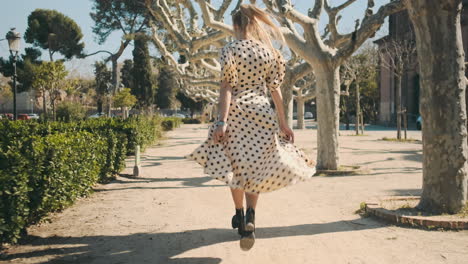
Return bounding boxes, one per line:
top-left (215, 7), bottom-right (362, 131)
top-left (94, 176), bottom-right (223, 192)
top-left (4, 219), bottom-right (382, 264)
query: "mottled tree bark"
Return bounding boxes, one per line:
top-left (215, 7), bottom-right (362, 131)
top-left (296, 98), bottom-right (305, 129)
top-left (396, 75), bottom-right (402, 139)
top-left (280, 83), bottom-right (294, 128)
top-left (355, 83), bottom-right (360, 135)
top-left (405, 0), bottom-right (468, 213)
top-left (315, 64), bottom-right (341, 170)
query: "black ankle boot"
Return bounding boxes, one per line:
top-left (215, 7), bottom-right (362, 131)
top-left (231, 208), bottom-right (245, 235)
top-left (245, 207), bottom-right (255, 233)
top-left (240, 207), bottom-right (255, 251)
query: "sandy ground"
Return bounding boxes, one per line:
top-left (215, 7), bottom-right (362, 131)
top-left (2, 121), bottom-right (468, 264)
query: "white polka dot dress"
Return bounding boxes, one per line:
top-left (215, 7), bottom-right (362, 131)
top-left (185, 39), bottom-right (316, 194)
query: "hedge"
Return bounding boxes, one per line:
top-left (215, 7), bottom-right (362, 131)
top-left (0, 115), bottom-right (180, 244)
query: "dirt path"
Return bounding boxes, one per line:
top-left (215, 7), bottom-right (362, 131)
top-left (2, 123), bottom-right (468, 264)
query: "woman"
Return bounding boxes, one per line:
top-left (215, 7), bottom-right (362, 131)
top-left (186, 4), bottom-right (316, 251)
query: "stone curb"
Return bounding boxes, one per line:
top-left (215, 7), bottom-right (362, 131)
top-left (364, 196), bottom-right (468, 230)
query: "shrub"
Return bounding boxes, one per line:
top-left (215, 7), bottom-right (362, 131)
top-left (182, 117), bottom-right (201, 124)
top-left (0, 115), bottom-right (178, 244)
top-left (161, 117), bottom-right (182, 131)
top-left (56, 101), bottom-right (86, 122)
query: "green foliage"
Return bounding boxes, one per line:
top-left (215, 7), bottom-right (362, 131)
top-left (0, 115), bottom-right (176, 244)
top-left (121, 59), bottom-right (134, 89)
top-left (25, 9), bottom-right (85, 60)
top-left (0, 48), bottom-right (42, 93)
top-left (181, 117), bottom-right (202, 124)
top-left (161, 117), bottom-right (182, 131)
top-left (156, 65), bottom-right (179, 109)
top-left (56, 102), bottom-right (86, 122)
top-left (91, 0), bottom-right (148, 44)
top-left (113, 88), bottom-right (137, 109)
top-left (94, 61), bottom-right (112, 113)
top-left (176, 91), bottom-right (206, 117)
top-left (132, 35), bottom-right (157, 109)
top-left (33, 61), bottom-right (68, 91)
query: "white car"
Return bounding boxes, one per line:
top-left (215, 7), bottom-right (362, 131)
top-left (172, 113), bottom-right (186, 118)
top-left (89, 113), bottom-right (106, 118)
top-left (416, 116), bottom-right (422, 130)
top-left (27, 113), bottom-right (40, 119)
top-left (304, 112), bottom-right (314, 119)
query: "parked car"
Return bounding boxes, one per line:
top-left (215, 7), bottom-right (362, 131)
top-left (416, 115), bottom-right (422, 130)
top-left (3, 113), bottom-right (13, 120)
top-left (171, 113), bottom-right (186, 118)
top-left (27, 113), bottom-right (40, 119)
top-left (88, 112), bottom-right (106, 118)
top-left (18, 114), bottom-right (30, 120)
top-left (304, 112), bottom-right (314, 119)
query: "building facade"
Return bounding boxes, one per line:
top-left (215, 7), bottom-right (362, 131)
top-left (375, 1), bottom-right (468, 126)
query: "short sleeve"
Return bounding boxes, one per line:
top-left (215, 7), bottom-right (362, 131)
top-left (266, 51), bottom-right (286, 92)
top-left (219, 45), bottom-right (238, 87)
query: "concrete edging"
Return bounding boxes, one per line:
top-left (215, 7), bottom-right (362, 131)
top-left (364, 196), bottom-right (468, 230)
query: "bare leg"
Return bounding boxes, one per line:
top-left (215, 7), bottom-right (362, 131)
top-left (230, 188), bottom-right (244, 209)
top-left (245, 192), bottom-right (259, 209)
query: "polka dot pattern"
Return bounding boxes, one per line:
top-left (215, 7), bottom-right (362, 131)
top-left (185, 39), bottom-right (316, 193)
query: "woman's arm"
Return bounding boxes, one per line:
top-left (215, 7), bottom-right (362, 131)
top-left (217, 79), bottom-right (232, 122)
top-left (213, 79), bottom-right (232, 143)
top-left (271, 88), bottom-right (295, 143)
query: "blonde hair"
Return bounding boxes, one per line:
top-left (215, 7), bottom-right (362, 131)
top-left (232, 4), bottom-right (284, 55)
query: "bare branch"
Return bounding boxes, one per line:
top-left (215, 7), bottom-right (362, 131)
top-left (336, 0), bottom-right (405, 62)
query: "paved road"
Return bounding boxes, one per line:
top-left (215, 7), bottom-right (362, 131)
top-left (3, 124), bottom-right (468, 264)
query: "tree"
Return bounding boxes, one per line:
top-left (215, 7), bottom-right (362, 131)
top-left (94, 62), bottom-right (112, 114)
top-left (0, 47), bottom-right (43, 93)
top-left (113, 87), bottom-right (137, 117)
top-left (342, 45), bottom-right (379, 135)
top-left (147, 0), bottom-right (403, 169)
top-left (121, 59), bottom-right (134, 89)
top-left (403, 0), bottom-right (467, 213)
top-left (0, 76), bottom-right (12, 112)
top-left (261, 0), bottom-right (405, 170)
top-left (32, 61), bottom-right (68, 121)
top-left (25, 9), bottom-right (85, 61)
top-left (132, 34), bottom-right (157, 110)
top-left (89, 0), bottom-right (149, 103)
top-left (378, 35), bottom-right (417, 139)
top-left (156, 64), bottom-right (179, 109)
top-left (293, 73), bottom-right (316, 129)
top-left (176, 91), bottom-right (206, 118)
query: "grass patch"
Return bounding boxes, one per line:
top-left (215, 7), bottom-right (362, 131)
top-left (346, 134), bottom-right (369, 137)
top-left (381, 137), bottom-right (420, 143)
top-left (316, 165), bottom-right (369, 176)
top-left (355, 202), bottom-right (370, 217)
top-left (458, 203), bottom-right (468, 218)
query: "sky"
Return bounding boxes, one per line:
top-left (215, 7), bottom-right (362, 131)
top-left (0, 0), bottom-right (389, 78)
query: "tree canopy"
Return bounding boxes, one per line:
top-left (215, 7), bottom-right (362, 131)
top-left (25, 9), bottom-right (85, 60)
top-left (90, 0), bottom-right (148, 44)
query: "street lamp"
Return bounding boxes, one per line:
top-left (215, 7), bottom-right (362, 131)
top-left (6, 28), bottom-right (21, 121)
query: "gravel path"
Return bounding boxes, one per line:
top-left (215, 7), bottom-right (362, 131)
top-left (3, 122), bottom-right (468, 264)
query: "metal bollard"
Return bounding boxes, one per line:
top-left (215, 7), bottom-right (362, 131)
top-left (133, 145), bottom-right (142, 177)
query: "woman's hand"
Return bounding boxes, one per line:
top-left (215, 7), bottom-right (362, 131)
top-left (213, 124), bottom-right (227, 143)
top-left (280, 123), bottom-right (294, 143)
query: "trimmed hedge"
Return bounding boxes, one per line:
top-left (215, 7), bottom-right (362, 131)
top-left (0, 116), bottom-right (177, 244)
top-left (181, 117), bottom-right (202, 124)
top-left (161, 117), bottom-right (182, 131)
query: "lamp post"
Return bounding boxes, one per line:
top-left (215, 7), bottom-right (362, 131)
top-left (6, 28), bottom-right (21, 121)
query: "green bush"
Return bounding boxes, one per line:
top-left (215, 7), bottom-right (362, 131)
top-left (0, 115), bottom-right (178, 244)
top-left (56, 101), bottom-right (86, 122)
top-left (182, 117), bottom-right (201, 124)
top-left (161, 117), bottom-right (182, 131)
